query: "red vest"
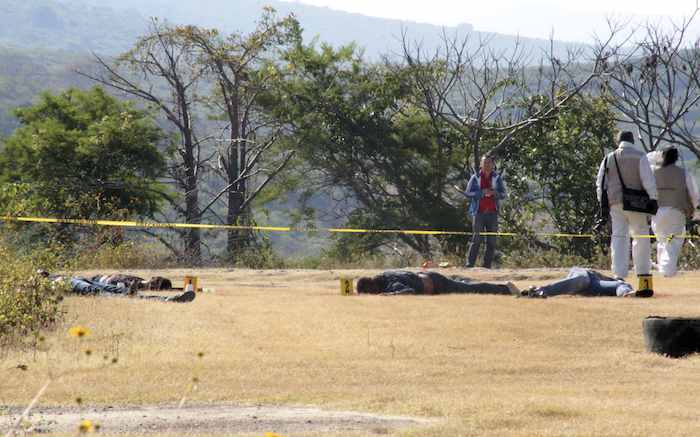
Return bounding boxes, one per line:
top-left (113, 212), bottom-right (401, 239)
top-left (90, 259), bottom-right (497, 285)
top-left (478, 171), bottom-right (497, 213)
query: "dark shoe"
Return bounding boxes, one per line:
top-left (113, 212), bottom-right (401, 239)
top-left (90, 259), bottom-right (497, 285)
top-left (634, 289), bottom-right (654, 298)
top-left (518, 286), bottom-right (534, 298)
top-left (166, 290), bottom-right (196, 303)
top-left (525, 286), bottom-right (547, 299)
top-left (127, 281), bottom-right (139, 296)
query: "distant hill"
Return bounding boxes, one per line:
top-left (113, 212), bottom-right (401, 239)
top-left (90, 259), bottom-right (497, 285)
top-left (85, 0), bottom-right (585, 59)
top-left (0, 0), bottom-right (584, 59)
top-left (0, 0), bottom-right (146, 54)
top-left (0, 46), bottom-right (93, 135)
top-left (0, 0), bottom-right (586, 134)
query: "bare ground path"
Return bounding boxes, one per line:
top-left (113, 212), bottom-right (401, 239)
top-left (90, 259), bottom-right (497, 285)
top-left (1, 403), bottom-right (438, 435)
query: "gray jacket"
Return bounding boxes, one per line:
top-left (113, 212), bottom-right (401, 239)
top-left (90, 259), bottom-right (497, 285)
top-left (596, 141), bottom-right (657, 206)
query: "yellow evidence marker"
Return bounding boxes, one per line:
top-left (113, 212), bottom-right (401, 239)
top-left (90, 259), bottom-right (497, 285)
top-left (340, 277), bottom-right (354, 295)
top-left (637, 274), bottom-right (653, 294)
top-left (183, 275), bottom-right (200, 292)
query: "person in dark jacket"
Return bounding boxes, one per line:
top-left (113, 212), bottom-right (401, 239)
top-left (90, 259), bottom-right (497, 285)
top-left (356, 270), bottom-right (519, 295)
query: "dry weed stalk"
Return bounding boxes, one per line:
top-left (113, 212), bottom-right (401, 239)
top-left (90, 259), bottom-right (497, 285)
top-left (4, 325), bottom-right (113, 437)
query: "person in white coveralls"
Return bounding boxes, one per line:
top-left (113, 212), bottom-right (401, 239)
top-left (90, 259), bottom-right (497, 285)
top-left (648, 146), bottom-right (699, 277)
top-left (596, 131), bottom-right (658, 278)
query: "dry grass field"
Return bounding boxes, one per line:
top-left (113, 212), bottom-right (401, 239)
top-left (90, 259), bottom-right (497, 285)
top-left (2, 267), bottom-right (700, 436)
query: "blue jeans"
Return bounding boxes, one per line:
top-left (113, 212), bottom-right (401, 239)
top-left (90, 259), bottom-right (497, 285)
top-left (538, 268), bottom-right (629, 297)
top-left (70, 278), bottom-right (130, 296)
top-left (68, 277), bottom-right (183, 302)
top-left (467, 212), bottom-right (498, 268)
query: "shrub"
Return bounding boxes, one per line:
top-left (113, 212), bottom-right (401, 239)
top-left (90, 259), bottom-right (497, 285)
top-left (500, 245), bottom-right (609, 269)
top-left (71, 240), bottom-right (174, 270)
top-left (0, 239), bottom-right (66, 348)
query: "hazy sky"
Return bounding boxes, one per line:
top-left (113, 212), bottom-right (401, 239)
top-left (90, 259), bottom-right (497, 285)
top-left (289, 0), bottom-right (700, 41)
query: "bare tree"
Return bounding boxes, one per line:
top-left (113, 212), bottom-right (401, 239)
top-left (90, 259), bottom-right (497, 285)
top-left (80, 19), bottom-right (208, 263)
top-left (595, 8), bottom-right (700, 155)
top-left (396, 29), bottom-right (613, 171)
top-left (177, 8), bottom-right (299, 257)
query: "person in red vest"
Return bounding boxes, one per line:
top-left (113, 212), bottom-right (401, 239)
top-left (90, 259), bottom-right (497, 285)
top-left (461, 155), bottom-right (507, 268)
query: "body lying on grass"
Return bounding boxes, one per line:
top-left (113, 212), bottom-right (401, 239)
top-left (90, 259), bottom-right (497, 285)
top-left (90, 273), bottom-right (172, 291)
top-left (522, 267), bottom-right (652, 298)
top-left (37, 271), bottom-right (195, 303)
top-left (356, 270), bottom-right (519, 295)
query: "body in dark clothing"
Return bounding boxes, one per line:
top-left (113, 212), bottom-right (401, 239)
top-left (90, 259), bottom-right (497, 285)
top-left (356, 270), bottom-right (517, 295)
top-left (90, 274), bottom-right (173, 290)
top-left (41, 272), bottom-right (194, 303)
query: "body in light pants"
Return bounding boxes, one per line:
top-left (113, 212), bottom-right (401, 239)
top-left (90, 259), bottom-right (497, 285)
top-left (652, 207), bottom-right (686, 277)
top-left (610, 204), bottom-right (652, 278)
top-left (530, 267), bottom-right (634, 297)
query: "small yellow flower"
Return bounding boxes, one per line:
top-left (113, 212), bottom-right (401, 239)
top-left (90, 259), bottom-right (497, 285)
top-left (264, 433), bottom-right (283, 437)
top-left (69, 326), bottom-right (90, 338)
top-left (78, 419), bottom-right (95, 433)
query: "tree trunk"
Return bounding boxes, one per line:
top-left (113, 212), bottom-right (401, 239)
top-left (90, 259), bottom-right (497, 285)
top-left (225, 90), bottom-right (251, 259)
top-left (183, 132), bottom-right (201, 264)
top-left (226, 187), bottom-right (243, 257)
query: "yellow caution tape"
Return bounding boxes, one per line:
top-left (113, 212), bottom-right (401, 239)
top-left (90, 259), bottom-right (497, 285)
top-left (0, 215), bottom-right (696, 240)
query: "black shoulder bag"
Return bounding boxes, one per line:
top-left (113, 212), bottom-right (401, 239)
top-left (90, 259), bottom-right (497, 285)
top-left (612, 152), bottom-right (658, 215)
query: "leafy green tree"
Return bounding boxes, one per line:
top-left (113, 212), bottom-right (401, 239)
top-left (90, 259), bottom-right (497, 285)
top-left (0, 87), bottom-right (166, 236)
top-left (499, 94), bottom-right (615, 258)
top-left (269, 42), bottom-right (469, 257)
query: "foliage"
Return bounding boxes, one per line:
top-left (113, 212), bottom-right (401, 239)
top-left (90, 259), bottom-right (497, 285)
top-left (0, 87), bottom-right (166, 242)
top-left (0, 235), bottom-right (66, 348)
top-left (499, 94), bottom-right (615, 259)
top-left (174, 8), bottom-right (301, 258)
top-left (501, 246), bottom-right (609, 269)
top-left (269, 42), bottom-right (469, 257)
top-left (71, 239), bottom-right (174, 270)
top-left (228, 239), bottom-right (286, 269)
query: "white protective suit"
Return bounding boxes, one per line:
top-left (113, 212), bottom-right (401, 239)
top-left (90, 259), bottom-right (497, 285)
top-left (648, 151), bottom-right (700, 277)
top-left (596, 142), bottom-right (657, 278)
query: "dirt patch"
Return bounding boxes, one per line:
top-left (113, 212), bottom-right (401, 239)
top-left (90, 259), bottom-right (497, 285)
top-left (1, 404), bottom-right (438, 435)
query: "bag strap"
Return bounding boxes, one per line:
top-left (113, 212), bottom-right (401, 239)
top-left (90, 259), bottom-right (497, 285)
top-left (612, 151), bottom-right (628, 190)
top-left (601, 155), bottom-right (608, 191)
